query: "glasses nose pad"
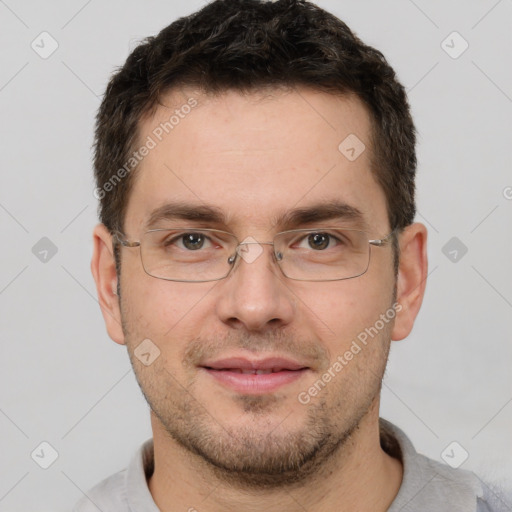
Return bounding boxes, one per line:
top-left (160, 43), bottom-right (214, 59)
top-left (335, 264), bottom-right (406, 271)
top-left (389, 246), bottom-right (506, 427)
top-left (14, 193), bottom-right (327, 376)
top-left (226, 244), bottom-right (282, 270)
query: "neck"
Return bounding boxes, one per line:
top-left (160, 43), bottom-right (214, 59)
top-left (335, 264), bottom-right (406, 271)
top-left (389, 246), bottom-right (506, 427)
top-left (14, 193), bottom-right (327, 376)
top-left (147, 402), bottom-right (403, 512)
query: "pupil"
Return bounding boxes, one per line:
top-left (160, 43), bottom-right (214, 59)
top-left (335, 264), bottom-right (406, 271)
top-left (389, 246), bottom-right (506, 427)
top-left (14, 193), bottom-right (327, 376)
top-left (309, 233), bottom-right (329, 250)
top-left (183, 233), bottom-right (204, 250)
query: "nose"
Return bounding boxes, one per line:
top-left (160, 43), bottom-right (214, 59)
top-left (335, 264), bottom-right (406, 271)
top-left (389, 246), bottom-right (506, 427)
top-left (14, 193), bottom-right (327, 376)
top-left (214, 241), bottom-right (295, 332)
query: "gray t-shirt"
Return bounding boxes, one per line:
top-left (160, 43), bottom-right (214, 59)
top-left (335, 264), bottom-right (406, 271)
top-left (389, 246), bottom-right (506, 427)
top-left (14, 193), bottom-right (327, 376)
top-left (73, 418), bottom-right (509, 511)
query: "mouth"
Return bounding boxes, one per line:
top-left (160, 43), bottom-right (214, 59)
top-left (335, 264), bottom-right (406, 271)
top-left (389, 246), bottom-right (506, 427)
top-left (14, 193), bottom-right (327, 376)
top-left (208, 368), bottom-right (297, 374)
top-left (199, 356), bottom-right (310, 394)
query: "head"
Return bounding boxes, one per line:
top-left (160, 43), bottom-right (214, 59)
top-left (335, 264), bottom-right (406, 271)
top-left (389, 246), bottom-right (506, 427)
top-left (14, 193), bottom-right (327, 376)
top-left (91, 0), bottom-right (427, 489)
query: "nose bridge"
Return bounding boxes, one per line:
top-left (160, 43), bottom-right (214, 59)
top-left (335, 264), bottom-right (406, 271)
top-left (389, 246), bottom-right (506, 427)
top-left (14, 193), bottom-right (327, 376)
top-left (238, 239), bottom-right (274, 249)
top-left (230, 236), bottom-right (279, 269)
top-left (216, 238), bottom-right (294, 331)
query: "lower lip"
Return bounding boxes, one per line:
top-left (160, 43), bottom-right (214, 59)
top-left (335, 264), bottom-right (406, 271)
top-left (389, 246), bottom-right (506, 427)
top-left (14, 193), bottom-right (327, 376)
top-left (201, 368), bottom-right (308, 394)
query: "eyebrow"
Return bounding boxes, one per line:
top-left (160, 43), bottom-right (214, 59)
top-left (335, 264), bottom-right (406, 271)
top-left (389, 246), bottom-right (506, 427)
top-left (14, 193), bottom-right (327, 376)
top-left (144, 199), bottom-right (367, 231)
top-left (276, 201), bottom-right (367, 231)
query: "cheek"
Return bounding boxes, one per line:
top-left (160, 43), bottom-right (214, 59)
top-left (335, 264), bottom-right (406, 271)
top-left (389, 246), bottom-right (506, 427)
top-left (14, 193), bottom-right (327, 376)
top-left (121, 275), bottom-right (217, 354)
top-left (301, 276), bottom-right (392, 325)
top-left (123, 268), bottom-right (185, 319)
top-left (295, 277), bottom-right (395, 364)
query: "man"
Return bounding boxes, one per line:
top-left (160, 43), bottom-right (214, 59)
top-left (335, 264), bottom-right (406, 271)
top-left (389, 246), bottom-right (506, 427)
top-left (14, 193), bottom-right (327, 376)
top-left (75, 0), bottom-right (503, 510)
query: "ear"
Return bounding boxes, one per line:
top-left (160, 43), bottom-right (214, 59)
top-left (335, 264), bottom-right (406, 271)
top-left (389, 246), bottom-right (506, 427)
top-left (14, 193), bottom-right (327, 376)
top-left (90, 223), bottom-right (126, 345)
top-left (391, 222), bottom-right (428, 341)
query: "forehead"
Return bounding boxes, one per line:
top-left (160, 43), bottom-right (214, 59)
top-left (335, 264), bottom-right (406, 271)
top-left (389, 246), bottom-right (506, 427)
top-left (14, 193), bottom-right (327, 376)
top-left (124, 87), bottom-right (388, 235)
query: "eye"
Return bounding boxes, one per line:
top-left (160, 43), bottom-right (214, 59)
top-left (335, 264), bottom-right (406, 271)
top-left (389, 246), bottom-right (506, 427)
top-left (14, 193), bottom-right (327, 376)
top-left (297, 232), bottom-right (342, 251)
top-left (164, 232), bottom-right (213, 251)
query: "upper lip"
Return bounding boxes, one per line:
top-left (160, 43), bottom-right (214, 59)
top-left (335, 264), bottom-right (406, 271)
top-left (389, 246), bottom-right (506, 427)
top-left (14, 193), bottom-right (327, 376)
top-left (201, 356), bottom-right (309, 372)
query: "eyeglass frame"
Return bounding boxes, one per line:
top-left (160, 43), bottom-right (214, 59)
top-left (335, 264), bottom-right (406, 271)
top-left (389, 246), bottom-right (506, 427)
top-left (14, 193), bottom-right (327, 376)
top-left (112, 226), bottom-right (397, 283)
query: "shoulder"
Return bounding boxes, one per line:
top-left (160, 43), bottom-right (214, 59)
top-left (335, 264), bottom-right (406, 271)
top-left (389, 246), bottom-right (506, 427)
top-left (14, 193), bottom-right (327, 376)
top-left (381, 418), bottom-right (511, 512)
top-left (72, 469), bottom-right (128, 512)
top-left (71, 437), bottom-right (155, 512)
top-left (476, 479), bottom-right (512, 512)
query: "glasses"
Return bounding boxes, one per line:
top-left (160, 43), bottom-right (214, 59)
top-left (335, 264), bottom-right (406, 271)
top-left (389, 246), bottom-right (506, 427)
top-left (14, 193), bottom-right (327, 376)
top-left (113, 227), bottom-right (395, 283)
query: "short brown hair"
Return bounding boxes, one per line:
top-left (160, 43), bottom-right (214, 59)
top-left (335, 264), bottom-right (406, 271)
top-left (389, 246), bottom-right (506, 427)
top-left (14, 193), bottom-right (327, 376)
top-left (94, 0), bottom-right (416, 278)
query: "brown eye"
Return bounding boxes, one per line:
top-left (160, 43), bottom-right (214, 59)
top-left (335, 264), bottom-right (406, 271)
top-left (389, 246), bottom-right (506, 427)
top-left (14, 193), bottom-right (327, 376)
top-left (307, 233), bottom-right (332, 250)
top-left (181, 233), bottom-right (205, 250)
top-left (162, 232), bottom-right (213, 251)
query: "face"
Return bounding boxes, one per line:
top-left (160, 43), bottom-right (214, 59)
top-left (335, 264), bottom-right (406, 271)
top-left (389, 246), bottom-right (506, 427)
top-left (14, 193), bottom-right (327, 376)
top-left (96, 87), bottom-right (408, 487)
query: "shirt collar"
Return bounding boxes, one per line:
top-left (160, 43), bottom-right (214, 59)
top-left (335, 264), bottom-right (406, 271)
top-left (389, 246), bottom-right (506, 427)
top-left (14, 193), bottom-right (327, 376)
top-left (125, 437), bottom-right (160, 512)
top-left (124, 419), bottom-right (484, 511)
top-left (381, 418), bottom-right (484, 512)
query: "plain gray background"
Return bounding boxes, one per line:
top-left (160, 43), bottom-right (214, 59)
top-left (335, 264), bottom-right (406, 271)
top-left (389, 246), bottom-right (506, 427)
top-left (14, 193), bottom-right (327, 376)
top-left (1, 0), bottom-right (511, 510)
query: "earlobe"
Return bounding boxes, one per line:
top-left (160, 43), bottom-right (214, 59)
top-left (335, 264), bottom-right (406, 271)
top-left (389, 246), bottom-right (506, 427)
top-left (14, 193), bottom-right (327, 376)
top-left (391, 223), bottom-right (428, 341)
top-left (90, 223), bottom-right (126, 345)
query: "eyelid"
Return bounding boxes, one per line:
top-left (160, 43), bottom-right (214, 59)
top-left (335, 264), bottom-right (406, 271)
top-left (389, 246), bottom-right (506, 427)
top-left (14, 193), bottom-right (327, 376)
top-left (159, 230), bottom-right (227, 249)
top-left (279, 227), bottom-right (358, 237)
top-left (294, 230), bottom-right (343, 244)
top-left (149, 226), bottom-right (365, 245)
